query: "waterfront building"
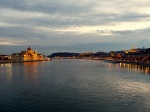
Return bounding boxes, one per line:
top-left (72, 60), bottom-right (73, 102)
top-left (20, 46), bottom-right (44, 61)
top-left (11, 46), bottom-right (45, 61)
top-left (11, 53), bottom-right (20, 61)
top-left (0, 55), bottom-right (12, 61)
top-left (124, 47), bottom-right (140, 54)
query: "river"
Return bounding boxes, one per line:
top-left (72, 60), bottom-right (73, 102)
top-left (0, 59), bottom-right (150, 112)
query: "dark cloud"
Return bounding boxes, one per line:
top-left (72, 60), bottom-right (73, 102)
top-left (113, 28), bottom-right (150, 36)
top-left (0, 0), bottom-right (91, 14)
top-left (0, 26), bottom-right (43, 38)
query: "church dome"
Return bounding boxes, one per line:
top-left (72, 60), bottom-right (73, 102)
top-left (27, 46), bottom-right (32, 50)
top-left (27, 46), bottom-right (33, 53)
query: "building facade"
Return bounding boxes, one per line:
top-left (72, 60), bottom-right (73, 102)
top-left (21, 46), bottom-right (44, 61)
top-left (11, 46), bottom-right (44, 61)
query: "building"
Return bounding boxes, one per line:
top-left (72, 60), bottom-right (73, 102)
top-left (11, 53), bottom-right (20, 61)
top-left (21, 46), bottom-right (44, 61)
top-left (0, 55), bottom-right (12, 61)
top-left (11, 46), bottom-right (45, 61)
top-left (124, 47), bottom-right (139, 54)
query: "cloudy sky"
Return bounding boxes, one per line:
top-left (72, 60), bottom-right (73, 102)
top-left (0, 0), bottom-right (150, 55)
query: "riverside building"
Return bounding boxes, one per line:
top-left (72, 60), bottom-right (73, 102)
top-left (11, 46), bottom-right (46, 61)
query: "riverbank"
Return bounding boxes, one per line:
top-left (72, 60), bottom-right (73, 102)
top-left (0, 60), bottom-right (50, 64)
top-left (1, 58), bottom-right (150, 68)
top-left (103, 59), bottom-right (150, 67)
top-left (117, 61), bottom-right (150, 67)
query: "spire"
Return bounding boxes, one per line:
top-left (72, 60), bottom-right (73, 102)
top-left (132, 45), bottom-right (134, 49)
top-left (27, 45), bottom-right (31, 50)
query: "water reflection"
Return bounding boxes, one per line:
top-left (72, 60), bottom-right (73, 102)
top-left (116, 63), bottom-right (150, 75)
top-left (0, 64), bottom-right (12, 82)
top-left (23, 62), bottom-right (39, 81)
top-left (1, 60), bottom-right (150, 112)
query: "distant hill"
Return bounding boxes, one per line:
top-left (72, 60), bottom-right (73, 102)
top-left (48, 52), bottom-right (80, 58)
top-left (48, 52), bottom-right (106, 58)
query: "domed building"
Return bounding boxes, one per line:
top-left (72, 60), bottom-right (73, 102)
top-left (20, 46), bottom-right (43, 61)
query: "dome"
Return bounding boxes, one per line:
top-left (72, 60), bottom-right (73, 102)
top-left (27, 46), bottom-right (33, 53)
top-left (27, 46), bottom-right (32, 51)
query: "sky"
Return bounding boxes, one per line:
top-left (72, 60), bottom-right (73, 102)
top-left (0, 0), bottom-right (150, 55)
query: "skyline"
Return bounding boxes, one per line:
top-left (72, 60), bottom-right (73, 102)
top-left (0, 0), bottom-right (150, 55)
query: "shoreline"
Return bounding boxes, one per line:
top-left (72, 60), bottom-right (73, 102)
top-left (51, 58), bottom-right (150, 68)
top-left (0, 60), bottom-right (50, 64)
top-left (1, 59), bottom-right (150, 68)
top-left (118, 61), bottom-right (150, 67)
top-left (104, 60), bottom-right (150, 67)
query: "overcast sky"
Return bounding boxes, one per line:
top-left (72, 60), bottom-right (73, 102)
top-left (0, 0), bottom-right (150, 55)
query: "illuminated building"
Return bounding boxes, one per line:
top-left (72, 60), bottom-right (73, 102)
top-left (124, 46), bottom-right (139, 54)
top-left (20, 46), bottom-right (43, 61)
top-left (11, 46), bottom-right (44, 61)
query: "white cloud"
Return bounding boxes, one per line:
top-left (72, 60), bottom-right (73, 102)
top-left (39, 21), bottom-right (150, 35)
top-left (0, 21), bottom-right (17, 27)
top-left (0, 9), bottom-right (48, 19)
top-left (0, 38), bottom-right (23, 45)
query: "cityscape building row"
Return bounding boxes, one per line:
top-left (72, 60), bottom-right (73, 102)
top-left (0, 46), bottom-right (150, 62)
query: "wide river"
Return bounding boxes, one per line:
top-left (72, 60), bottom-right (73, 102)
top-left (1, 59), bottom-right (150, 112)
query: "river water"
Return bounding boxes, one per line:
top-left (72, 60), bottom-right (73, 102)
top-left (0, 59), bottom-right (150, 112)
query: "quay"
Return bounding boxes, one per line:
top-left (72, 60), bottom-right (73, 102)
top-left (0, 60), bottom-right (50, 64)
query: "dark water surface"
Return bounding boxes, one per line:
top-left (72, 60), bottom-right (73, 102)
top-left (1, 60), bottom-right (150, 112)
